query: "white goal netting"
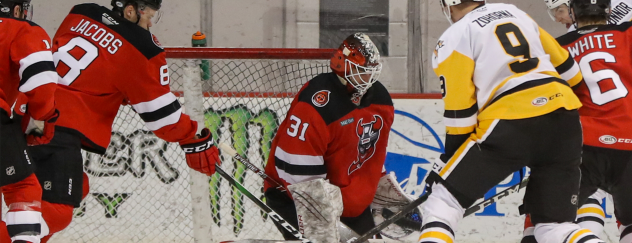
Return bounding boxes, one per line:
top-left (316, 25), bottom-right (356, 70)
top-left (47, 48), bottom-right (333, 243)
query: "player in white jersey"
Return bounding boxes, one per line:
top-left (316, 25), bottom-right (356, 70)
top-left (419, 1), bottom-right (604, 243)
top-left (545, 0), bottom-right (632, 31)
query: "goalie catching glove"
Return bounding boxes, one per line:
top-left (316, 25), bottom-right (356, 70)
top-left (179, 128), bottom-right (221, 176)
top-left (21, 108), bottom-right (60, 146)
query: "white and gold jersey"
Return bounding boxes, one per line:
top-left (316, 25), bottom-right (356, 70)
top-left (569, 0), bottom-right (632, 32)
top-left (433, 3), bottom-right (582, 137)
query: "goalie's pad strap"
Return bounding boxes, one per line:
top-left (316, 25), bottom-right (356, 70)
top-left (289, 179), bottom-right (343, 243)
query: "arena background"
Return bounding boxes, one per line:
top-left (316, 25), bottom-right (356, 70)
top-left (33, 0), bottom-right (568, 94)
top-left (11, 1), bottom-right (619, 242)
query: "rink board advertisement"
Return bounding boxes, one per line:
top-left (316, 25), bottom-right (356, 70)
top-left (3, 98), bottom-right (620, 243)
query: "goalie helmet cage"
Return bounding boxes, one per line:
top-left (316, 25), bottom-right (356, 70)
top-left (47, 47), bottom-right (335, 243)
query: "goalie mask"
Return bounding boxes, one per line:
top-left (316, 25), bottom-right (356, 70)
top-left (569, 0), bottom-right (610, 28)
top-left (0, 0), bottom-right (33, 20)
top-left (440, 0), bottom-right (486, 24)
top-left (330, 33), bottom-right (382, 97)
top-left (112, 0), bottom-right (163, 25)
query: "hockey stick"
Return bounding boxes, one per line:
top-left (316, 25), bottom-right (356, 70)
top-left (380, 177), bottom-right (530, 231)
top-left (214, 165), bottom-right (313, 243)
top-left (218, 143), bottom-right (362, 241)
top-left (348, 193), bottom-right (430, 243)
top-left (218, 143), bottom-right (286, 192)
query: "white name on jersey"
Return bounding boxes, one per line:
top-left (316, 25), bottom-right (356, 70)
top-left (70, 18), bottom-right (123, 55)
top-left (472, 10), bottom-right (516, 28)
top-left (566, 34), bottom-right (617, 58)
top-left (610, 2), bottom-right (632, 24)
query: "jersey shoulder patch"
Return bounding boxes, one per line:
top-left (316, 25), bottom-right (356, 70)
top-left (297, 73), bottom-right (357, 125)
top-left (69, 3), bottom-right (163, 60)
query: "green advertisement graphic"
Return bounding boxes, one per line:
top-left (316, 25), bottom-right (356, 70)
top-left (204, 104), bottom-right (279, 236)
top-left (93, 193), bottom-right (131, 218)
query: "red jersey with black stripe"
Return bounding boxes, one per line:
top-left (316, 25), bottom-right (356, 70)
top-left (52, 4), bottom-right (197, 153)
top-left (557, 23), bottom-right (632, 150)
top-left (0, 16), bottom-right (56, 120)
top-left (264, 73), bottom-right (394, 217)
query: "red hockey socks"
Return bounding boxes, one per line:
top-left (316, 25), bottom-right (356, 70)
top-left (2, 174), bottom-right (42, 243)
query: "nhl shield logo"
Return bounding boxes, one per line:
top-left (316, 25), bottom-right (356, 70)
top-left (44, 181), bottom-right (52, 190)
top-left (348, 115), bottom-right (384, 174)
top-left (312, 90), bottom-right (331, 107)
top-left (6, 166), bottom-right (15, 176)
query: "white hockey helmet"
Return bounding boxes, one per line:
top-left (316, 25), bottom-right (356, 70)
top-left (440, 0), bottom-right (486, 24)
top-left (544, 0), bottom-right (571, 21)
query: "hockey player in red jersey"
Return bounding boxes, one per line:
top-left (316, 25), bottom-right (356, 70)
top-left (523, 1), bottom-right (632, 243)
top-left (263, 33), bottom-right (394, 240)
top-left (13, 0), bottom-right (220, 242)
top-left (0, 0), bottom-right (60, 242)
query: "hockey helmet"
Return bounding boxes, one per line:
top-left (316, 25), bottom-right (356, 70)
top-left (544, 0), bottom-right (571, 21)
top-left (0, 0), bottom-right (33, 20)
top-left (569, 0), bottom-right (610, 22)
top-left (440, 0), bottom-right (486, 24)
top-left (330, 33), bottom-right (382, 96)
top-left (112, 0), bottom-right (162, 24)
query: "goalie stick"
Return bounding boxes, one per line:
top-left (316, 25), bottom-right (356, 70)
top-left (218, 143), bottom-right (361, 241)
top-left (349, 177), bottom-right (531, 243)
top-left (218, 143), bottom-right (286, 192)
top-left (380, 177), bottom-right (530, 231)
top-left (214, 165), bottom-right (313, 243)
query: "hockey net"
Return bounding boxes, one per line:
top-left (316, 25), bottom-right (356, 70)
top-left (48, 48), bottom-right (335, 243)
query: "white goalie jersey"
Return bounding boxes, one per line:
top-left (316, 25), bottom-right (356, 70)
top-left (433, 3), bottom-right (582, 139)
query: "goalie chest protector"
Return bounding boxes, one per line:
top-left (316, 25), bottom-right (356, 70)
top-left (265, 72), bottom-right (394, 217)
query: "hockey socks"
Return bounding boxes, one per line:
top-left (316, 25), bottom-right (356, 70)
top-left (562, 229), bottom-right (604, 243)
top-left (576, 198), bottom-right (606, 236)
top-left (2, 174), bottom-right (42, 243)
top-left (418, 183), bottom-right (463, 243)
top-left (418, 220), bottom-right (455, 243)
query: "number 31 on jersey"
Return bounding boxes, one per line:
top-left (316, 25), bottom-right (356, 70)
top-left (287, 115), bottom-right (309, 141)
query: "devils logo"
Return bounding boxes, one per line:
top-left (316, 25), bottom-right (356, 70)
top-left (348, 115), bottom-right (384, 174)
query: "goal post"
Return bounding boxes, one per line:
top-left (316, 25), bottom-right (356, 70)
top-left (45, 48), bottom-right (335, 243)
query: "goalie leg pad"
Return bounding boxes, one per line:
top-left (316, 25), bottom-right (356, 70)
top-left (288, 179), bottom-right (343, 243)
